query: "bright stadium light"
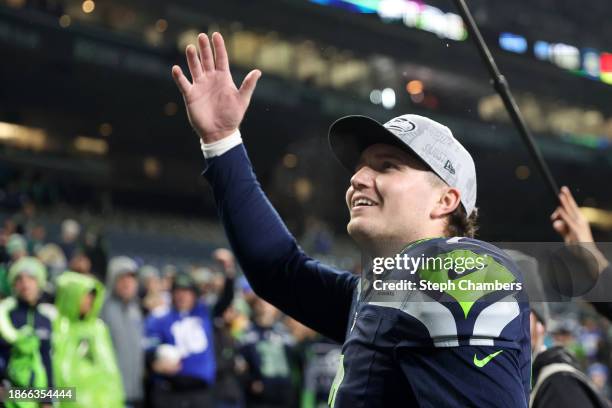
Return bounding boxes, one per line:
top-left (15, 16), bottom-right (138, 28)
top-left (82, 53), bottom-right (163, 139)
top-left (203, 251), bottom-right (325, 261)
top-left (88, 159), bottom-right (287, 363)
top-left (369, 89), bottom-right (382, 104)
top-left (499, 33), bottom-right (528, 54)
top-left (381, 88), bottom-right (396, 109)
top-left (82, 0), bottom-right (95, 14)
top-left (378, 0), bottom-right (407, 21)
top-left (534, 41), bottom-right (550, 61)
top-left (550, 43), bottom-right (580, 70)
top-left (582, 49), bottom-right (600, 78)
top-left (406, 80), bottom-right (423, 95)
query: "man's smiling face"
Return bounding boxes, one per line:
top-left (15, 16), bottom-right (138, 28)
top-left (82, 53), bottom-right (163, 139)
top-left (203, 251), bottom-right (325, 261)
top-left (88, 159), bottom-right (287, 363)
top-left (346, 143), bottom-right (444, 251)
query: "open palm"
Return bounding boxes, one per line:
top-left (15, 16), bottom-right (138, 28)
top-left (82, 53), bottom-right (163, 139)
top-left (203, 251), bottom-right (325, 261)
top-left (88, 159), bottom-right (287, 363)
top-left (172, 32), bottom-right (261, 143)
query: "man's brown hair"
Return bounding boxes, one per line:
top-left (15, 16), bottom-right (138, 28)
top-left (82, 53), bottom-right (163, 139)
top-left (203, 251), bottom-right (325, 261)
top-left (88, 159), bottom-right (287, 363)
top-left (427, 172), bottom-right (478, 238)
top-left (446, 204), bottom-right (479, 238)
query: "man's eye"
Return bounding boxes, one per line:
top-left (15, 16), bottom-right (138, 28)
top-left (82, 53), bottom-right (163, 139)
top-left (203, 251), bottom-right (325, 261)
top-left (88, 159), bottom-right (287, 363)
top-left (382, 161), bottom-right (396, 170)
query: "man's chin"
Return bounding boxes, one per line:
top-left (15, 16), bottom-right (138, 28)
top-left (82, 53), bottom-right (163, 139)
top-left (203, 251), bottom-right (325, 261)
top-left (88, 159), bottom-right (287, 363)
top-left (347, 219), bottom-right (376, 245)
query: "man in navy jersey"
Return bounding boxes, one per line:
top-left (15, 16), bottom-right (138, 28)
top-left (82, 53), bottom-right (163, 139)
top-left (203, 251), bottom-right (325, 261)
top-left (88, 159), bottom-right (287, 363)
top-left (171, 32), bottom-right (530, 407)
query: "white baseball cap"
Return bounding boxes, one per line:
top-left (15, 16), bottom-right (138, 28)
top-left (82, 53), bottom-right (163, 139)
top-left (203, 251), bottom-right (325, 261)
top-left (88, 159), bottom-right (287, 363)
top-left (329, 114), bottom-right (477, 215)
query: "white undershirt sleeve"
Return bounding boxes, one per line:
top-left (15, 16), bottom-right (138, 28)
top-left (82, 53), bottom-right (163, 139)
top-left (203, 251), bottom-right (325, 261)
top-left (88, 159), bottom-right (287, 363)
top-left (200, 129), bottom-right (243, 159)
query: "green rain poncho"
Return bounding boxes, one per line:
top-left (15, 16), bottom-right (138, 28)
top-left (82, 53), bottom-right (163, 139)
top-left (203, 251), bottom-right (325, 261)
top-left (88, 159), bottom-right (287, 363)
top-left (53, 272), bottom-right (124, 408)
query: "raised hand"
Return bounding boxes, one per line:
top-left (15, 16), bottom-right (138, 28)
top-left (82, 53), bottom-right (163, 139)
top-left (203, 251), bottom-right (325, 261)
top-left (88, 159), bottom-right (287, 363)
top-left (213, 248), bottom-right (236, 277)
top-left (551, 186), bottom-right (609, 272)
top-left (172, 32), bottom-right (261, 143)
top-left (550, 186), bottom-right (594, 243)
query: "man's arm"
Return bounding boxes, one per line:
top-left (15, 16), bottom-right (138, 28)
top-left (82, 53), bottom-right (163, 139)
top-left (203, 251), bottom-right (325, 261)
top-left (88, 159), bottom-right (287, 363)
top-left (204, 144), bottom-right (357, 342)
top-left (211, 248), bottom-right (236, 318)
top-left (551, 186), bottom-right (612, 319)
top-left (172, 33), bottom-right (358, 343)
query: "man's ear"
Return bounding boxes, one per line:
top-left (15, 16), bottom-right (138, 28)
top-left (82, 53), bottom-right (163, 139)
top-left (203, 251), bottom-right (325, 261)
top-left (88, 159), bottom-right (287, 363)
top-left (431, 187), bottom-right (461, 219)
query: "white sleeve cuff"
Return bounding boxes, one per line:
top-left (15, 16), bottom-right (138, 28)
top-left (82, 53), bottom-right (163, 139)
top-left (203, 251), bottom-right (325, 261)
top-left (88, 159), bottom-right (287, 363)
top-left (200, 129), bottom-right (243, 159)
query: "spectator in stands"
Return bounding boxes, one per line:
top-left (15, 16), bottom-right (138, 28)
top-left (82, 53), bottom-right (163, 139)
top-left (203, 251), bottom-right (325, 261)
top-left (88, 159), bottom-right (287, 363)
top-left (0, 234), bottom-right (29, 297)
top-left (6, 234), bottom-right (27, 262)
top-left (587, 363), bottom-right (610, 398)
top-left (209, 249), bottom-right (245, 408)
top-left (193, 266), bottom-right (217, 306)
top-left (139, 265), bottom-right (168, 316)
top-left (53, 271), bottom-right (124, 408)
top-left (214, 304), bottom-right (247, 408)
top-left (101, 256), bottom-right (144, 408)
top-left (0, 257), bottom-right (54, 408)
top-left (145, 262), bottom-right (235, 408)
top-left (579, 316), bottom-right (606, 363)
top-left (285, 317), bottom-right (341, 408)
top-left (10, 201), bottom-right (36, 238)
top-left (68, 251), bottom-right (92, 276)
top-left (58, 219), bottom-right (80, 260)
top-left (2, 219), bottom-right (17, 237)
top-left (530, 307), bottom-right (610, 407)
top-left (83, 228), bottom-right (108, 282)
top-left (239, 298), bottom-right (296, 408)
top-left (36, 243), bottom-right (66, 284)
top-left (208, 248), bottom-right (239, 304)
top-left (26, 224), bottom-right (46, 256)
top-left (161, 264), bottom-right (177, 293)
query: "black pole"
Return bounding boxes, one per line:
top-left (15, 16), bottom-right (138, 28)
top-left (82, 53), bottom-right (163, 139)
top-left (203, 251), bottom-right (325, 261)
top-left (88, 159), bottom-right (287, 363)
top-left (451, 0), bottom-right (560, 202)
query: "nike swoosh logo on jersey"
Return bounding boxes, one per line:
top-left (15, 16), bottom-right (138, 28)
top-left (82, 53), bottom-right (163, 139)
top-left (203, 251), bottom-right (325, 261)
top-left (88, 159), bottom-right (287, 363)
top-left (473, 350), bottom-right (503, 367)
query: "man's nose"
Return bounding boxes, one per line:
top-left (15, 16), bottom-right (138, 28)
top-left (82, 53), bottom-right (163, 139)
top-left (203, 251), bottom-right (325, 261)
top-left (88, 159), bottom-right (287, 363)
top-left (350, 166), bottom-right (375, 190)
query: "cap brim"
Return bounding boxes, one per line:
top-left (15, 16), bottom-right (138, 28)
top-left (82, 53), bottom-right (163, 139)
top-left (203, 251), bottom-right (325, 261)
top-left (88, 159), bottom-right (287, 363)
top-left (328, 115), bottom-right (415, 172)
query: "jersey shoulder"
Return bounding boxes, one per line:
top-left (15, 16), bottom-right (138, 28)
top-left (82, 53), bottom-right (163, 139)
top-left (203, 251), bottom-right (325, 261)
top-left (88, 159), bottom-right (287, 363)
top-left (412, 237), bottom-right (510, 257)
top-left (409, 237), bottom-right (523, 277)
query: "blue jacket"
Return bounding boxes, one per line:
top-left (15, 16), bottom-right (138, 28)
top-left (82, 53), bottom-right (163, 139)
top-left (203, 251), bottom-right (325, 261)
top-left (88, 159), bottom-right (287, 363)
top-left (145, 302), bottom-right (216, 385)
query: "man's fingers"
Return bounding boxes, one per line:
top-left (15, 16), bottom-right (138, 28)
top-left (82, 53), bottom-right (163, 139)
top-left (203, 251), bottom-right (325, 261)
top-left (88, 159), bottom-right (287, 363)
top-left (552, 219), bottom-right (567, 235)
top-left (550, 208), bottom-right (560, 221)
top-left (558, 188), bottom-right (579, 220)
top-left (172, 65), bottom-right (191, 94)
top-left (212, 32), bottom-right (230, 71)
top-left (239, 69), bottom-right (262, 103)
top-left (198, 33), bottom-right (215, 72)
top-left (185, 45), bottom-right (203, 80)
top-left (561, 186), bottom-right (580, 210)
top-left (557, 207), bottom-right (578, 231)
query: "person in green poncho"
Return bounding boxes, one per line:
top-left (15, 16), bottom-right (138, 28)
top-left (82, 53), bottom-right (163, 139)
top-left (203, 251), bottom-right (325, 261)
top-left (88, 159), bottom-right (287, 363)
top-left (0, 257), bottom-right (55, 408)
top-left (0, 234), bottom-right (29, 298)
top-left (53, 271), bottom-right (124, 408)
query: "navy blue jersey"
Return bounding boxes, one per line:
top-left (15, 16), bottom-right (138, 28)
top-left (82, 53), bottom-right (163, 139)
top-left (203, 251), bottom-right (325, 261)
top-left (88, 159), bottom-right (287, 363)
top-left (300, 338), bottom-right (343, 408)
top-left (204, 145), bottom-right (530, 407)
top-left (330, 237), bottom-right (530, 407)
top-left (239, 322), bottom-right (295, 406)
top-left (0, 298), bottom-right (55, 388)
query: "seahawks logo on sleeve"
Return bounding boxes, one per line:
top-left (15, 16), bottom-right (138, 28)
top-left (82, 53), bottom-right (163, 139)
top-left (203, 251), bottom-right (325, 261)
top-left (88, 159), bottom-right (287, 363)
top-left (361, 237), bottom-right (528, 349)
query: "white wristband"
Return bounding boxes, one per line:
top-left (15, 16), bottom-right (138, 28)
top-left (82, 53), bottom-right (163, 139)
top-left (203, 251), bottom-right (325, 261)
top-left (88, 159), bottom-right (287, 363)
top-left (200, 129), bottom-right (243, 159)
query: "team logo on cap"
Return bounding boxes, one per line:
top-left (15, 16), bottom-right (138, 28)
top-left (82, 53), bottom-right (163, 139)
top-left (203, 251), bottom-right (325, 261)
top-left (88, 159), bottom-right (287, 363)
top-left (385, 118), bottom-right (416, 136)
top-left (444, 160), bottom-right (456, 174)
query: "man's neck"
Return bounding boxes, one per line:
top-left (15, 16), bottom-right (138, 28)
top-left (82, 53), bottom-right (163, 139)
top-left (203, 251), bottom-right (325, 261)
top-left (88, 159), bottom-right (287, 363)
top-left (365, 235), bottom-right (443, 258)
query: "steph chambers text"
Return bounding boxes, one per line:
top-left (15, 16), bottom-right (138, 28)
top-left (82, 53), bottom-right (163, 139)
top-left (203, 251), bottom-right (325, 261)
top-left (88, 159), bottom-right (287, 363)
top-left (373, 279), bottom-right (523, 292)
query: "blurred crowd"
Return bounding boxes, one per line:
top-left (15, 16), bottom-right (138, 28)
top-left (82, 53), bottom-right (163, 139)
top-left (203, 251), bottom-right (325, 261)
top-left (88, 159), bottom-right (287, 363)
top-left (0, 201), bottom-right (342, 408)
top-left (544, 309), bottom-right (612, 399)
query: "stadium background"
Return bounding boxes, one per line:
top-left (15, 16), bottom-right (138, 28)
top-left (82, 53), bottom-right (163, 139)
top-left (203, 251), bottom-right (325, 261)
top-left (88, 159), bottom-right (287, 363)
top-left (0, 0), bottom-right (611, 405)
